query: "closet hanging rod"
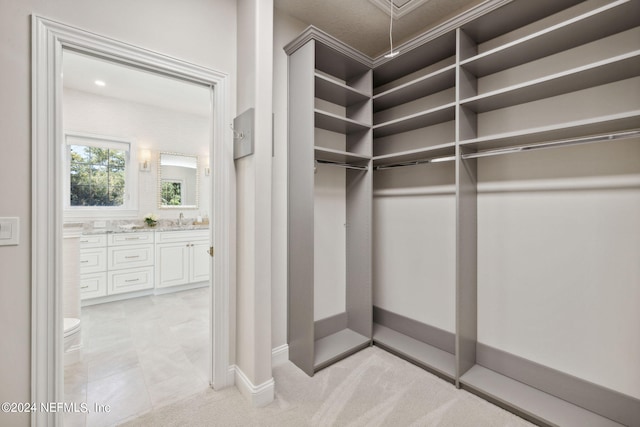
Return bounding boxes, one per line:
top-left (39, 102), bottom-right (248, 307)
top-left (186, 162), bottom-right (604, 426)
top-left (461, 130), bottom-right (640, 160)
top-left (375, 155), bottom-right (456, 171)
top-left (315, 159), bottom-right (368, 171)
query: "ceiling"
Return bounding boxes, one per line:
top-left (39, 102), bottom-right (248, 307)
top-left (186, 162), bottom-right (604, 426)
top-left (63, 1), bottom-right (483, 111)
top-left (62, 51), bottom-right (211, 117)
top-left (275, 0), bottom-right (483, 57)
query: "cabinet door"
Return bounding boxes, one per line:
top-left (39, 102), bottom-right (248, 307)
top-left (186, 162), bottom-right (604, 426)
top-left (190, 241), bottom-right (211, 283)
top-left (156, 242), bottom-right (190, 288)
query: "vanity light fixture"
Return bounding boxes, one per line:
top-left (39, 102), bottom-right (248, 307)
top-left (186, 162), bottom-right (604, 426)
top-left (203, 156), bottom-right (211, 176)
top-left (139, 149), bottom-right (151, 172)
top-left (94, 80), bottom-right (106, 87)
top-left (384, 0), bottom-right (400, 58)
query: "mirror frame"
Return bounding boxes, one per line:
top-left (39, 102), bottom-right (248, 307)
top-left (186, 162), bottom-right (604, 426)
top-left (157, 151), bottom-right (200, 209)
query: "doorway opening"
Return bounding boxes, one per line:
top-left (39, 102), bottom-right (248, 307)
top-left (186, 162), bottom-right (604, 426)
top-left (32, 16), bottom-right (233, 427)
top-left (61, 50), bottom-right (213, 426)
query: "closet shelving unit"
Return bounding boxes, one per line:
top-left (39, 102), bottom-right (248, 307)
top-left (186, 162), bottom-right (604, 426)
top-left (372, 32), bottom-right (457, 170)
top-left (287, 0), bottom-right (640, 424)
top-left (454, 1), bottom-right (640, 426)
top-left (370, 31), bottom-right (459, 382)
top-left (288, 34), bottom-right (373, 376)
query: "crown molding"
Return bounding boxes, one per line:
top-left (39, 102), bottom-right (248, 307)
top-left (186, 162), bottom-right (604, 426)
top-left (283, 25), bottom-right (373, 68)
top-left (282, 0), bottom-right (514, 70)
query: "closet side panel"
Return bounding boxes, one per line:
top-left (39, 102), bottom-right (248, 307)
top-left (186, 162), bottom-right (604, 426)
top-left (288, 41), bottom-right (316, 375)
top-left (477, 139), bottom-right (640, 399)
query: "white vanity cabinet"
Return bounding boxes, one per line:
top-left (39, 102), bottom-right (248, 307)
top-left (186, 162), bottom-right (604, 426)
top-left (155, 230), bottom-right (210, 289)
top-left (79, 234), bottom-right (107, 299)
top-left (107, 232), bottom-right (154, 295)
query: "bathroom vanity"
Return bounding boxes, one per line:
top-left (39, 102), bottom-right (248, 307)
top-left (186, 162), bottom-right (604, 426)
top-left (79, 227), bottom-right (210, 306)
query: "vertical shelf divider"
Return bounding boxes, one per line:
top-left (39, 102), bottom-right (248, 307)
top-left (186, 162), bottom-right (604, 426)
top-left (455, 27), bottom-right (479, 387)
top-left (287, 40), bottom-right (316, 376)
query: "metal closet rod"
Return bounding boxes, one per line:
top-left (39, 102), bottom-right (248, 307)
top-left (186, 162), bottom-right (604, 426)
top-left (461, 130), bottom-right (640, 160)
top-left (315, 159), bottom-right (368, 171)
top-left (374, 155), bottom-right (456, 170)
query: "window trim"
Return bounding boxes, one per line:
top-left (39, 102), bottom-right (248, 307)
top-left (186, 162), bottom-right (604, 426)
top-left (63, 131), bottom-right (139, 218)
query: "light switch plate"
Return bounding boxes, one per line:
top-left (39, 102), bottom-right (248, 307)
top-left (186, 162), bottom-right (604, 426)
top-left (0, 217), bottom-right (19, 246)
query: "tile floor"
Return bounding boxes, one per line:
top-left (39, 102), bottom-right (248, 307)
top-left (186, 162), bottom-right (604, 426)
top-left (64, 287), bottom-right (211, 427)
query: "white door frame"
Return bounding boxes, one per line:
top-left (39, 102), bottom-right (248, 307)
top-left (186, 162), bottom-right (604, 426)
top-left (31, 16), bottom-right (234, 426)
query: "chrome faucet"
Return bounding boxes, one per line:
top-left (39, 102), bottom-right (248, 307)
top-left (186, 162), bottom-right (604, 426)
top-left (178, 212), bottom-right (184, 226)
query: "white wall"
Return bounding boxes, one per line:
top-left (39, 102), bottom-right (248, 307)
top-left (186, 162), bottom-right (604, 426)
top-left (477, 139), bottom-right (640, 399)
top-left (235, 0), bottom-right (274, 391)
top-left (271, 7), bottom-right (307, 353)
top-left (0, 1), bottom-right (236, 425)
top-left (63, 88), bottom-right (211, 220)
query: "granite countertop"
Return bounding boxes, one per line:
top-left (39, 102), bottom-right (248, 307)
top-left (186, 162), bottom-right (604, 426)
top-left (81, 224), bottom-right (209, 235)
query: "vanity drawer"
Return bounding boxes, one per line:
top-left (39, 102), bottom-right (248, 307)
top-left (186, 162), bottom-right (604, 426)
top-left (80, 234), bottom-right (107, 249)
top-left (80, 272), bottom-right (107, 300)
top-left (80, 248), bottom-right (107, 274)
top-left (108, 232), bottom-right (154, 246)
top-left (108, 244), bottom-right (154, 270)
top-left (156, 230), bottom-right (209, 243)
top-left (108, 266), bottom-right (154, 294)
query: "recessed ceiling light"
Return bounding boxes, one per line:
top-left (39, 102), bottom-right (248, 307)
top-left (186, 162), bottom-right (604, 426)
top-left (94, 80), bottom-right (106, 87)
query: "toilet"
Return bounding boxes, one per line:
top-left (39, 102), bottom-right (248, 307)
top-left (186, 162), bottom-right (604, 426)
top-left (64, 317), bottom-right (82, 365)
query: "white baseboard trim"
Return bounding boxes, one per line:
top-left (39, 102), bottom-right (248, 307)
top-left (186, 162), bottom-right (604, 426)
top-left (272, 344), bottom-right (289, 367)
top-left (226, 365), bottom-right (236, 388)
top-left (233, 365), bottom-right (275, 407)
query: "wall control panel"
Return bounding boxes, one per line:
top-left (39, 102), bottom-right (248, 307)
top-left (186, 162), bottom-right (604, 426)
top-left (0, 217), bottom-right (19, 246)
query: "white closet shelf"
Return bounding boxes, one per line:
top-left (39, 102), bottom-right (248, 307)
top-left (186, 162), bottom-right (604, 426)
top-left (373, 103), bottom-right (456, 138)
top-left (314, 146), bottom-right (371, 164)
top-left (315, 73), bottom-right (370, 107)
top-left (373, 142), bottom-right (455, 167)
top-left (461, 52), bottom-right (640, 113)
top-left (315, 109), bottom-right (370, 134)
top-left (460, 365), bottom-right (624, 427)
top-left (314, 328), bottom-right (370, 371)
top-left (373, 324), bottom-right (456, 380)
top-left (373, 65), bottom-right (456, 112)
top-left (459, 111), bottom-right (640, 151)
top-left (460, 0), bottom-right (639, 77)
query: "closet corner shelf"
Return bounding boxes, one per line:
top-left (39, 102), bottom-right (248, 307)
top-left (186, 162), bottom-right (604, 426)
top-left (459, 0), bottom-right (639, 77)
top-left (373, 324), bottom-right (455, 380)
top-left (315, 73), bottom-right (370, 107)
top-left (458, 111), bottom-right (640, 151)
top-left (314, 328), bottom-right (370, 372)
top-left (460, 365), bottom-right (624, 427)
top-left (460, 52), bottom-right (640, 113)
top-left (373, 65), bottom-right (456, 112)
top-left (373, 103), bottom-right (456, 138)
top-left (315, 109), bottom-right (370, 134)
top-left (373, 142), bottom-right (455, 167)
top-left (314, 146), bottom-right (371, 164)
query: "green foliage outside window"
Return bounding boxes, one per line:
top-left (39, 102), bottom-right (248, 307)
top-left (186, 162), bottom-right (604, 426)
top-left (69, 145), bottom-right (126, 206)
top-left (161, 181), bottom-right (182, 206)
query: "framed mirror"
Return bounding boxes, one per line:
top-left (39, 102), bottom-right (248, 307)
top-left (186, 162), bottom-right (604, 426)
top-left (158, 152), bottom-right (199, 209)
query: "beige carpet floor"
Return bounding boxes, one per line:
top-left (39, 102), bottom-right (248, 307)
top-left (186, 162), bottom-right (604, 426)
top-left (122, 346), bottom-right (535, 427)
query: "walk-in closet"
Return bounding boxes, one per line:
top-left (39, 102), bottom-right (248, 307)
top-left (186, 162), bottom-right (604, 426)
top-left (286, 0), bottom-right (640, 425)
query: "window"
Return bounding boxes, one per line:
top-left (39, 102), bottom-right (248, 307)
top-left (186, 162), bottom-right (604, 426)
top-left (65, 133), bottom-right (135, 212)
